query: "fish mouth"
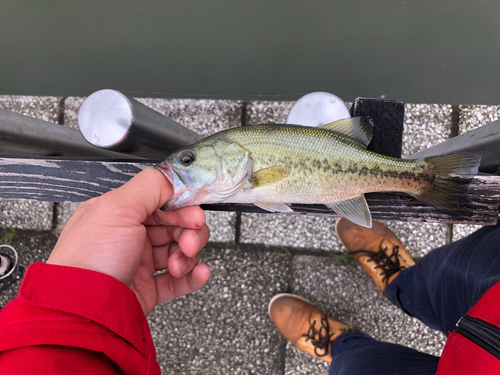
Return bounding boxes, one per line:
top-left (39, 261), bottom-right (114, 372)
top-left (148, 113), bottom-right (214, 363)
top-left (154, 162), bottom-right (190, 210)
top-left (154, 162), bottom-right (175, 185)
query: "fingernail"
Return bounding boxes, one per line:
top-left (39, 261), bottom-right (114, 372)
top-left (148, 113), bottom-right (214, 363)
top-left (196, 212), bottom-right (206, 228)
top-left (178, 255), bottom-right (191, 276)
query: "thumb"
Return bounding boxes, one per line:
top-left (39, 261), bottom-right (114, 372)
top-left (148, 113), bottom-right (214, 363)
top-left (104, 168), bottom-right (174, 223)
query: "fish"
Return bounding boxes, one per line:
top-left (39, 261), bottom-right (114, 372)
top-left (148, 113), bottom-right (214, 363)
top-left (154, 117), bottom-right (481, 228)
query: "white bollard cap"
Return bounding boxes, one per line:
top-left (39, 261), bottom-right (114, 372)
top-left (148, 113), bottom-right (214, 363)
top-left (286, 91), bottom-right (351, 127)
top-left (78, 89), bottom-right (133, 148)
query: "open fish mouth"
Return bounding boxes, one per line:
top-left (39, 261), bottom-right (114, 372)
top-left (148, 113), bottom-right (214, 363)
top-left (154, 162), bottom-right (190, 210)
top-left (154, 162), bottom-right (175, 185)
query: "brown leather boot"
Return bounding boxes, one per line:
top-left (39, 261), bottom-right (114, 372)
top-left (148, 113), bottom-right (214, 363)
top-left (335, 218), bottom-right (415, 292)
top-left (268, 293), bottom-right (350, 362)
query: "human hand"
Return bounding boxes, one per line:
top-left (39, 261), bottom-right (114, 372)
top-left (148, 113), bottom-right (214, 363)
top-left (47, 168), bottom-right (211, 316)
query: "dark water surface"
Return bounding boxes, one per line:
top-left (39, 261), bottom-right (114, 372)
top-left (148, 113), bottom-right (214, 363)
top-left (1, 1), bottom-right (499, 104)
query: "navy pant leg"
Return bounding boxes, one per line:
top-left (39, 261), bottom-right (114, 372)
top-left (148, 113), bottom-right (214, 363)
top-left (329, 331), bottom-right (439, 375)
top-left (328, 221), bottom-right (500, 375)
top-left (385, 220), bottom-right (500, 334)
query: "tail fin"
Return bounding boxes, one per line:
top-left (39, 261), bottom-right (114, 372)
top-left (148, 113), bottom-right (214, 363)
top-left (415, 153), bottom-right (481, 214)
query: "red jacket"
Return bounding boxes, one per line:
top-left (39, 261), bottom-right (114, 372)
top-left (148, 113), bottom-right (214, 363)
top-left (1, 263), bottom-right (500, 374)
top-left (438, 279), bottom-right (500, 374)
top-left (0, 263), bottom-right (160, 374)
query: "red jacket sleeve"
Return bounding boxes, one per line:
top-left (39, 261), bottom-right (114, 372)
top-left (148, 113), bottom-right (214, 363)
top-left (437, 280), bottom-right (500, 374)
top-left (0, 263), bottom-right (161, 375)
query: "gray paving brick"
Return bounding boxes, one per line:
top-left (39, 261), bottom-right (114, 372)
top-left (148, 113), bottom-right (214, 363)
top-left (458, 104), bottom-right (500, 134)
top-left (452, 223), bottom-right (483, 243)
top-left (136, 98), bottom-right (242, 136)
top-left (62, 96), bottom-right (85, 129)
top-left (54, 202), bottom-right (82, 233)
top-left (402, 104), bottom-right (453, 156)
top-left (0, 200), bottom-right (53, 231)
top-left (1, 240), bottom-right (291, 374)
top-left (240, 214), bottom-right (447, 258)
top-left (240, 213), bottom-right (342, 252)
top-left (204, 210), bottom-right (236, 243)
top-left (285, 255), bottom-right (446, 374)
top-left (0, 95), bottom-right (61, 231)
top-left (0, 95), bottom-right (62, 123)
top-left (379, 220), bottom-right (447, 259)
top-left (148, 246), bottom-right (290, 375)
top-left (246, 101), bottom-right (294, 124)
top-left (246, 100), bottom-right (353, 125)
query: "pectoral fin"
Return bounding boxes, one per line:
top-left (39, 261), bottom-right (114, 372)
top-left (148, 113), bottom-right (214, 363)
top-left (325, 195), bottom-right (372, 228)
top-left (254, 202), bottom-right (294, 213)
top-left (251, 166), bottom-right (291, 187)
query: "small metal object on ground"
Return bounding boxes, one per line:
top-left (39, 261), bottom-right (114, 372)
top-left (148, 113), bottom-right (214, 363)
top-left (78, 89), bottom-right (202, 160)
top-left (0, 244), bottom-right (19, 293)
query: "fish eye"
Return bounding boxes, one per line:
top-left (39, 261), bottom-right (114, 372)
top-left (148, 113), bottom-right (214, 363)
top-left (178, 150), bottom-right (196, 166)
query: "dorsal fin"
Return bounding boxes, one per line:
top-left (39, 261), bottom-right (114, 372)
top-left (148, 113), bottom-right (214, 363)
top-left (320, 117), bottom-right (373, 148)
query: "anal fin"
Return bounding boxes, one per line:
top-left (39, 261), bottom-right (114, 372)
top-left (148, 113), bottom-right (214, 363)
top-left (325, 195), bottom-right (372, 228)
top-left (254, 202), bottom-right (294, 213)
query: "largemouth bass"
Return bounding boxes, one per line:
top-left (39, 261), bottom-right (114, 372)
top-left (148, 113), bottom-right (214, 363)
top-left (155, 117), bottom-right (481, 228)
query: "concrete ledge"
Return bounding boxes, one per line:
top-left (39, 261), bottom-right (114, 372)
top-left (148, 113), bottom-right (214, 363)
top-left (0, 200), bottom-right (53, 231)
top-left (402, 103), bottom-right (453, 156)
top-left (0, 95), bottom-right (62, 123)
top-left (246, 101), bottom-right (294, 124)
top-left (458, 104), bottom-right (500, 134)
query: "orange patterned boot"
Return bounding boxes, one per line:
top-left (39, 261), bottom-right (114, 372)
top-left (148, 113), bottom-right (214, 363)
top-left (335, 218), bottom-right (415, 292)
top-left (268, 293), bottom-right (350, 362)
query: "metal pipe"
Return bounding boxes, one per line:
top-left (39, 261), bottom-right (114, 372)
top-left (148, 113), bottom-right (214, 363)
top-left (78, 89), bottom-right (202, 159)
top-left (405, 120), bottom-right (500, 174)
top-left (0, 108), bottom-right (143, 159)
